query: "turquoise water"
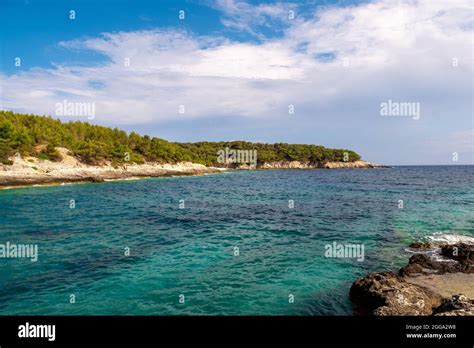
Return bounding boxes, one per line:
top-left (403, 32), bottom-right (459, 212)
top-left (0, 166), bottom-right (473, 315)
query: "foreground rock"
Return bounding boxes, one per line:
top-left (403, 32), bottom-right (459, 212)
top-left (350, 272), bottom-right (443, 315)
top-left (350, 242), bottom-right (474, 316)
top-left (434, 295), bottom-right (474, 316)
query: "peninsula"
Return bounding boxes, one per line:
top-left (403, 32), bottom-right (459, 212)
top-left (0, 111), bottom-right (383, 187)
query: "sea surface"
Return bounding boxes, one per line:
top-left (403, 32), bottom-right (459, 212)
top-left (0, 166), bottom-right (473, 315)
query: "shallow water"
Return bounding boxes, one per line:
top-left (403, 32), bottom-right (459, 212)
top-left (0, 166), bottom-right (473, 315)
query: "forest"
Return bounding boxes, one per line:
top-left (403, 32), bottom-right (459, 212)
top-left (0, 111), bottom-right (361, 166)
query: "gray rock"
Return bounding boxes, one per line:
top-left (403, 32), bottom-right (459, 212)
top-left (350, 242), bottom-right (474, 316)
top-left (434, 294), bottom-right (474, 316)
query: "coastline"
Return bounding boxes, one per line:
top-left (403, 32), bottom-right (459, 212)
top-left (0, 147), bottom-right (222, 188)
top-left (0, 148), bottom-right (386, 189)
top-left (350, 237), bottom-right (474, 316)
top-left (0, 164), bottom-right (224, 189)
top-left (237, 160), bottom-right (386, 170)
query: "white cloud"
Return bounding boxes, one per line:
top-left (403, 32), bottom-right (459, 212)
top-left (0, 0), bottom-right (472, 151)
top-left (213, 0), bottom-right (294, 38)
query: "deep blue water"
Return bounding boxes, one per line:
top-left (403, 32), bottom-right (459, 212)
top-left (0, 166), bottom-right (473, 315)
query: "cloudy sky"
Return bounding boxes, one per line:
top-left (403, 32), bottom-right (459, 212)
top-left (0, 0), bottom-right (472, 165)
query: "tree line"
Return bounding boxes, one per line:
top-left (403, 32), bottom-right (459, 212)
top-left (0, 111), bottom-right (361, 166)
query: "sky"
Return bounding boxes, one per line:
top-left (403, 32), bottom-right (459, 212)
top-left (0, 0), bottom-right (472, 165)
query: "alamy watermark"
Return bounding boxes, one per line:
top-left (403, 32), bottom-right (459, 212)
top-left (0, 242), bottom-right (38, 262)
top-left (380, 99), bottom-right (420, 120)
top-left (217, 147), bottom-right (257, 165)
top-left (324, 242), bottom-right (365, 262)
top-left (18, 322), bottom-right (55, 341)
top-left (55, 99), bottom-right (96, 120)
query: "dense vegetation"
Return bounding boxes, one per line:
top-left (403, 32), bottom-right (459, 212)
top-left (0, 111), bottom-right (361, 166)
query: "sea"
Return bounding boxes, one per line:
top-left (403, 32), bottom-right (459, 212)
top-left (0, 166), bottom-right (473, 315)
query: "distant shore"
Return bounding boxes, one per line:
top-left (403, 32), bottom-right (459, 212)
top-left (0, 147), bottom-right (386, 188)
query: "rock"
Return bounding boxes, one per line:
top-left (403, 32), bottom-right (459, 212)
top-left (322, 160), bottom-right (384, 169)
top-left (434, 294), bottom-right (474, 316)
top-left (399, 254), bottom-right (462, 276)
top-left (399, 243), bottom-right (473, 276)
top-left (0, 155), bottom-right (222, 188)
top-left (350, 272), bottom-right (443, 316)
top-left (258, 161), bottom-right (313, 169)
top-left (441, 243), bottom-right (474, 273)
top-left (350, 241), bottom-right (474, 316)
top-left (86, 177), bottom-right (105, 183)
top-left (256, 160), bottom-right (385, 170)
top-left (236, 163), bottom-right (257, 170)
top-left (409, 242), bottom-right (433, 250)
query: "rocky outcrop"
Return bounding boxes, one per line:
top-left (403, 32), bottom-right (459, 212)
top-left (350, 242), bottom-right (474, 316)
top-left (408, 242), bottom-right (434, 250)
top-left (399, 254), bottom-right (464, 276)
top-left (441, 243), bottom-right (474, 270)
top-left (321, 160), bottom-right (385, 169)
top-left (350, 272), bottom-right (443, 315)
top-left (400, 243), bottom-right (474, 276)
top-left (254, 160), bottom-right (385, 170)
top-left (0, 148), bottom-right (223, 188)
top-left (258, 161), bottom-right (315, 169)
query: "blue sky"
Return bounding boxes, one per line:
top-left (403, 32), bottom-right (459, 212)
top-left (1, 0), bottom-right (362, 72)
top-left (0, 0), bottom-right (472, 165)
top-left (1, 0), bottom-right (223, 72)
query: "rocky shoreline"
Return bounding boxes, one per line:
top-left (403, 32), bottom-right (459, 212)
top-left (237, 160), bottom-right (386, 170)
top-left (0, 148), bottom-right (224, 188)
top-left (0, 163), bottom-right (223, 188)
top-left (350, 241), bottom-right (474, 316)
top-left (0, 148), bottom-right (385, 188)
